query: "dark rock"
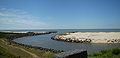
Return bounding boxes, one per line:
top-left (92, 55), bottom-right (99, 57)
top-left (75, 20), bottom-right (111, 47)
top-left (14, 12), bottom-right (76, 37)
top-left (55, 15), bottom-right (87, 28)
top-left (54, 49), bottom-right (87, 58)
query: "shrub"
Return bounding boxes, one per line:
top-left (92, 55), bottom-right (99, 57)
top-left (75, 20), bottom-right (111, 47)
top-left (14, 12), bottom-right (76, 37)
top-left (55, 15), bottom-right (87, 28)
top-left (100, 50), bottom-right (108, 54)
top-left (0, 33), bottom-right (5, 38)
top-left (93, 53), bottom-right (101, 56)
top-left (111, 48), bottom-right (120, 55)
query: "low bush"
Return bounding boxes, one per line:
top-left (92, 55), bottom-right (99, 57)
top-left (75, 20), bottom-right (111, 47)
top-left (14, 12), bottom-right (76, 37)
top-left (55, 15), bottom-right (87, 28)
top-left (111, 48), bottom-right (120, 55)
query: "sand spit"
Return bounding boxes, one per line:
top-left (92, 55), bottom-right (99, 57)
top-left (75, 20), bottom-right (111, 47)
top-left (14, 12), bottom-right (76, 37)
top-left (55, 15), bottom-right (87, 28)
top-left (53, 32), bottom-right (120, 43)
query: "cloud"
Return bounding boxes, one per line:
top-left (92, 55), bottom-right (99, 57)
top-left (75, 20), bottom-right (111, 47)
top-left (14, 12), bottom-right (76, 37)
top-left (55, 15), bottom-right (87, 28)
top-left (0, 8), bottom-right (50, 29)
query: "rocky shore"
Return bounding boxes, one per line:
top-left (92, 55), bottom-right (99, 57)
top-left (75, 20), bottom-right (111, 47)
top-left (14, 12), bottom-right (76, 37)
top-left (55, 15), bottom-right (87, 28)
top-left (52, 32), bottom-right (120, 43)
top-left (1, 31), bottom-right (57, 40)
top-left (10, 41), bottom-right (63, 53)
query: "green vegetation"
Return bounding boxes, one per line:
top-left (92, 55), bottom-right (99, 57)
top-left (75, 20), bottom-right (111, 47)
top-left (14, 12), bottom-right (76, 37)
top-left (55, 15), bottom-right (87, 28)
top-left (89, 48), bottom-right (120, 58)
top-left (0, 33), bottom-right (54, 58)
top-left (0, 46), bottom-right (18, 58)
top-left (0, 32), bottom-right (6, 38)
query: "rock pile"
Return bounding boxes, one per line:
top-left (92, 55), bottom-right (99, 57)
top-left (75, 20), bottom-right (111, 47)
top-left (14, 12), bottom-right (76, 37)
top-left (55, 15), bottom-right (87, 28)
top-left (52, 32), bottom-right (120, 43)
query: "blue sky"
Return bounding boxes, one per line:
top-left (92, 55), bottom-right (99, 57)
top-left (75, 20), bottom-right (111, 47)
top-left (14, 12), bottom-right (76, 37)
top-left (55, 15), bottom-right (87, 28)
top-left (0, 0), bottom-right (120, 29)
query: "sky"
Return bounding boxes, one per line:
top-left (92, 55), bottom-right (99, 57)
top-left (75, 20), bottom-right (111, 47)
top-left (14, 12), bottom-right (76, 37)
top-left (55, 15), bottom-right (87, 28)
top-left (0, 0), bottom-right (120, 29)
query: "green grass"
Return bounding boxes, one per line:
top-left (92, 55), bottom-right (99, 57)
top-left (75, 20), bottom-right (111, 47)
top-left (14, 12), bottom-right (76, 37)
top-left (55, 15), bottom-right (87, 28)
top-left (17, 45), bottom-right (54, 58)
top-left (0, 46), bottom-right (18, 58)
top-left (0, 38), bottom-right (33, 58)
top-left (88, 48), bottom-right (120, 58)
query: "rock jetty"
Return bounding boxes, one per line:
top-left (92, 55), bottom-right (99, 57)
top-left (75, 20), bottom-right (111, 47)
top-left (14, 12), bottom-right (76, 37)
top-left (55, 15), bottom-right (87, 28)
top-left (52, 32), bottom-right (120, 43)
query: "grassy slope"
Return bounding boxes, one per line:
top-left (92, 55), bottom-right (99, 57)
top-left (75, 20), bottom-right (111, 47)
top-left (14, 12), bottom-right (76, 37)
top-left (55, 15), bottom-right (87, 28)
top-left (0, 38), bottom-right (33, 58)
top-left (88, 48), bottom-right (120, 58)
top-left (0, 46), bottom-right (17, 58)
top-left (0, 33), bottom-right (54, 58)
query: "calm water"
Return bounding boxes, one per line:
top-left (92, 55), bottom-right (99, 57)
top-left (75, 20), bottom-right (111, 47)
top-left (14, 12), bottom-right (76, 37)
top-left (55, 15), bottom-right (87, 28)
top-left (10, 29), bottom-right (120, 54)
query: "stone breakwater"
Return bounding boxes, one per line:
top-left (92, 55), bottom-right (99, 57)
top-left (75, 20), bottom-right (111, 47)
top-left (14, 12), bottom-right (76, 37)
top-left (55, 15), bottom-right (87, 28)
top-left (52, 32), bottom-right (120, 43)
top-left (11, 41), bottom-right (63, 53)
top-left (1, 31), bottom-right (57, 40)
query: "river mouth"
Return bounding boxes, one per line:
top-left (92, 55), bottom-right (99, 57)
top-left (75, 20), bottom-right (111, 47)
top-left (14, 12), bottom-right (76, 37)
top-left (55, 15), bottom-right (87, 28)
top-left (13, 33), bottom-right (120, 54)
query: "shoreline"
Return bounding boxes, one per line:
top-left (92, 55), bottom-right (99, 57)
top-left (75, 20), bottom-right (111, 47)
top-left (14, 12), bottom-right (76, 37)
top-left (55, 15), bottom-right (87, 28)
top-left (0, 31), bottom-right (64, 53)
top-left (1, 31), bottom-right (120, 58)
top-left (52, 32), bottom-right (120, 43)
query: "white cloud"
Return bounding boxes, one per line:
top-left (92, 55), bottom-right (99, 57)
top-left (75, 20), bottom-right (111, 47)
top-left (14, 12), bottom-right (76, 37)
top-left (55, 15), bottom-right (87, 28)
top-left (0, 8), bottom-right (50, 29)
